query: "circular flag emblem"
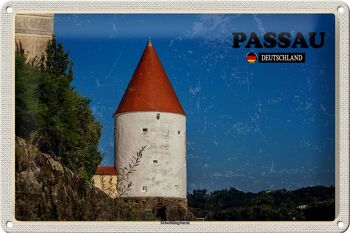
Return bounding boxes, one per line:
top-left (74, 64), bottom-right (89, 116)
top-left (246, 52), bottom-right (257, 64)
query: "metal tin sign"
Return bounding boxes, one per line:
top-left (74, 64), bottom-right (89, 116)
top-left (0, 1), bottom-right (349, 233)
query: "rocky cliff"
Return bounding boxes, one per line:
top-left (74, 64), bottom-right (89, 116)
top-left (15, 138), bottom-right (196, 221)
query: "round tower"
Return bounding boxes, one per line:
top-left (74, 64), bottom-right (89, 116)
top-left (114, 40), bottom-right (186, 198)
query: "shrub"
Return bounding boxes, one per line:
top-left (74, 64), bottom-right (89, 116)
top-left (15, 38), bottom-right (102, 181)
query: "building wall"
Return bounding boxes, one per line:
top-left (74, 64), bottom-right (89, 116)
top-left (15, 14), bottom-right (54, 60)
top-left (92, 175), bottom-right (118, 199)
top-left (115, 111), bottom-right (186, 198)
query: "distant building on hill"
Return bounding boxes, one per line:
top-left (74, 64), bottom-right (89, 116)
top-left (92, 167), bottom-right (118, 199)
top-left (15, 14), bottom-right (54, 59)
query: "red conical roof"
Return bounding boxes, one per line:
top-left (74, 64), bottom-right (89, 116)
top-left (115, 40), bottom-right (185, 116)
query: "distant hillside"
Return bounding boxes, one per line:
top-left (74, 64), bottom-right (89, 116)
top-left (188, 186), bottom-right (335, 221)
top-left (15, 137), bottom-right (195, 221)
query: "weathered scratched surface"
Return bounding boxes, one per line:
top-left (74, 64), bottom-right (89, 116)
top-left (115, 112), bottom-right (187, 198)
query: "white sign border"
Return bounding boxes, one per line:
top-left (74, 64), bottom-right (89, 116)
top-left (0, 0), bottom-right (348, 232)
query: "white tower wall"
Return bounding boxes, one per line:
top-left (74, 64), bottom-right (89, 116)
top-left (115, 111), bottom-right (186, 198)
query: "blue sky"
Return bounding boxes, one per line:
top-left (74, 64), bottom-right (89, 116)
top-left (55, 14), bottom-right (335, 192)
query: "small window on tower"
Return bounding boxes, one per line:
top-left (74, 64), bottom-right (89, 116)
top-left (143, 128), bottom-right (148, 132)
top-left (153, 160), bottom-right (158, 164)
top-left (178, 131), bottom-right (181, 135)
top-left (174, 185), bottom-right (179, 191)
top-left (157, 113), bottom-right (160, 120)
top-left (142, 186), bottom-right (147, 192)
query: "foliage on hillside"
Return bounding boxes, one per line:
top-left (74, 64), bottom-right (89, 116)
top-left (15, 38), bottom-right (102, 181)
top-left (15, 137), bottom-right (153, 221)
top-left (188, 186), bottom-right (335, 221)
top-left (15, 137), bottom-right (195, 221)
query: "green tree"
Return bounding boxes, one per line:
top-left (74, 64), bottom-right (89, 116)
top-left (188, 186), bottom-right (335, 221)
top-left (15, 43), bottom-right (43, 138)
top-left (43, 36), bottom-right (73, 78)
top-left (15, 38), bottom-right (102, 181)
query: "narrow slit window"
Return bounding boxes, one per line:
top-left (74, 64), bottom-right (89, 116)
top-left (143, 128), bottom-right (148, 132)
top-left (157, 113), bottom-right (160, 120)
top-left (178, 131), bottom-right (181, 135)
top-left (142, 186), bottom-right (147, 192)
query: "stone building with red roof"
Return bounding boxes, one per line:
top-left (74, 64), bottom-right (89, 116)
top-left (92, 167), bottom-right (118, 198)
